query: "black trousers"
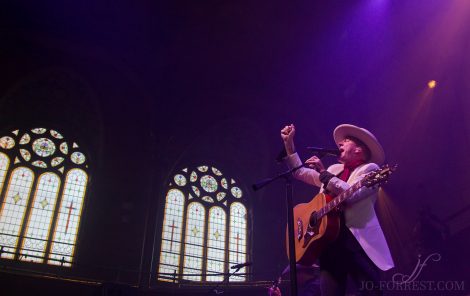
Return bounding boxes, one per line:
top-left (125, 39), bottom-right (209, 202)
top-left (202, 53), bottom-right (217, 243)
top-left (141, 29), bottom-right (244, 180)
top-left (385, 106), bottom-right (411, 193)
top-left (318, 215), bottom-right (382, 296)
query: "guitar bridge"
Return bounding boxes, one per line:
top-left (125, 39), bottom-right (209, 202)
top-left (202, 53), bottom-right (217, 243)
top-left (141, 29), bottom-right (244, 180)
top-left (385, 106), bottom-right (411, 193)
top-left (302, 225), bottom-right (316, 248)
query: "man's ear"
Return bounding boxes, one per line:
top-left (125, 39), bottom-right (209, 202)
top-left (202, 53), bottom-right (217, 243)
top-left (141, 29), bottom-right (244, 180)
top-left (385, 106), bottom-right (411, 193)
top-left (355, 146), bottom-right (367, 161)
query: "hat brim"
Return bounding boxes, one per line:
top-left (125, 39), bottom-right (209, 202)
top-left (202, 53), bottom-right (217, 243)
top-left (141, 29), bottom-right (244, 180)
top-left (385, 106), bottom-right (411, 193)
top-left (333, 124), bottom-right (385, 164)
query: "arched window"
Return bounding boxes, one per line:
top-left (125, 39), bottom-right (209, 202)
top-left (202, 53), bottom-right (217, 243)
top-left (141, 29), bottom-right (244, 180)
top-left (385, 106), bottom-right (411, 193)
top-left (0, 128), bottom-right (89, 267)
top-left (157, 166), bottom-right (249, 282)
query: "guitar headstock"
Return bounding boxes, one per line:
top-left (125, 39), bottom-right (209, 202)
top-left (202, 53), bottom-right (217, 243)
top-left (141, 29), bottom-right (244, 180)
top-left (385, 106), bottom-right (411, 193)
top-left (363, 164), bottom-right (397, 188)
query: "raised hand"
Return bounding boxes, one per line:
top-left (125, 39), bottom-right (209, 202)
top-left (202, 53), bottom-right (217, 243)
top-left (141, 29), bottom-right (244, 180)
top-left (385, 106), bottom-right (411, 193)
top-left (280, 124), bottom-right (296, 155)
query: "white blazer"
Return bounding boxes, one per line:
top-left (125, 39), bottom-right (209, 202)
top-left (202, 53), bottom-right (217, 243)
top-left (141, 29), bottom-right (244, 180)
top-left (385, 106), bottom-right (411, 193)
top-left (285, 153), bottom-right (394, 271)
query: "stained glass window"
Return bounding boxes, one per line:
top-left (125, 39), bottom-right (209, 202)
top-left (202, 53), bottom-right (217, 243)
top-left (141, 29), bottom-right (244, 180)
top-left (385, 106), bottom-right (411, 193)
top-left (60, 142), bottom-right (68, 154)
top-left (20, 173), bottom-right (61, 263)
top-left (158, 189), bottom-right (185, 281)
top-left (157, 165), bottom-right (249, 283)
top-left (51, 157), bottom-right (64, 167)
top-left (200, 175), bottom-right (218, 192)
top-left (190, 171), bottom-right (197, 182)
top-left (32, 138), bottom-right (56, 157)
top-left (192, 186), bottom-right (200, 197)
top-left (221, 178), bottom-right (228, 189)
top-left (216, 192), bottom-right (226, 201)
top-left (0, 136), bottom-right (15, 149)
top-left (182, 202), bottom-right (205, 281)
top-left (31, 128), bottom-right (47, 134)
top-left (206, 206), bottom-right (226, 282)
top-left (20, 149), bottom-right (31, 161)
top-left (50, 130), bottom-right (63, 139)
top-left (174, 174), bottom-right (187, 186)
top-left (231, 187), bottom-right (243, 199)
top-left (48, 169), bottom-right (87, 266)
top-left (229, 202), bottom-right (248, 281)
top-left (211, 167), bottom-right (223, 176)
top-left (0, 128), bottom-right (89, 267)
top-left (32, 160), bottom-right (48, 168)
top-left (202, 196), bottom-right (215, 203)
top-left (70, 152), bottom-right (86, 165)
top-left (197, 166), bottom-right (208, 172)
top-left (0, 153), bottom-right (10, 193)
top-left (0, 167), bottom-right (35, 259)
top-left (19, 133), bottom-right (30, 145)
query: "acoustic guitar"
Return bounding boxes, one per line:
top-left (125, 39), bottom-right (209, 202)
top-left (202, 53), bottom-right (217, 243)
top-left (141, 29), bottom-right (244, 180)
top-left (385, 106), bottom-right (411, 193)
top-left (286, 164), bottom-right (396, 265)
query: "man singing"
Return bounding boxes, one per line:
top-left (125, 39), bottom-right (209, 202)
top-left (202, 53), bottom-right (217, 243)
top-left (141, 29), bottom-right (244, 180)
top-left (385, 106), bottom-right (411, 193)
top-left (279, 124), bottom-right (394, 296)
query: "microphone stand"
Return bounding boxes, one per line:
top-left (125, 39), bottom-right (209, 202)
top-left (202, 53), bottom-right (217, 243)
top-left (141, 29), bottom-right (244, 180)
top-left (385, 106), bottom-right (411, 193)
top-left (253, 151), bottom-right (329, 296)
top-left (252, 164), bottom-right (306, 296)
top-left (208, 266), bottom-right (245, 295)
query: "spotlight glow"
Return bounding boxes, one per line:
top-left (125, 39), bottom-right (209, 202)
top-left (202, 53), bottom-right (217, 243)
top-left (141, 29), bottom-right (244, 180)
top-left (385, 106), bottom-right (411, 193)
top-left (427, 80), bottom-right (437, 89)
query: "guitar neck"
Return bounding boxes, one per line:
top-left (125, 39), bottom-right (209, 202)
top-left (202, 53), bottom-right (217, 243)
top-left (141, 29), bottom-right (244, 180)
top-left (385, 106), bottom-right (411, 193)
top-left (313, 164), bottom-right (395, 219)
top-left (316, 180), bottom-right (363, 218)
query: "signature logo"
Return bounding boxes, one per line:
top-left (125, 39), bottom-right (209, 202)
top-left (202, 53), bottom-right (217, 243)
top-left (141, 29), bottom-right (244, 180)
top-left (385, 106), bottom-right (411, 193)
top-left (392, 253), bottom-right (441, 283)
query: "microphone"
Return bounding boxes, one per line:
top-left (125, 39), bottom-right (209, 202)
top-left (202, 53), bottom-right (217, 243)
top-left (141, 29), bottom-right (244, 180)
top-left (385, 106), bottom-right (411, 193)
top-left (231, 262), bottom-right (252, 269)
top-left (306, 147), bottom-right (340, 156)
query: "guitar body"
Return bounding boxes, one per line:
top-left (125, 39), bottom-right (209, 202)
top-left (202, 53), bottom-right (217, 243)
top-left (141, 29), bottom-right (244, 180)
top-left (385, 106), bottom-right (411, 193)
top-left (286, 193), bottom-right (341, 265)
top-left (284, 164), bottom-right (397, 266)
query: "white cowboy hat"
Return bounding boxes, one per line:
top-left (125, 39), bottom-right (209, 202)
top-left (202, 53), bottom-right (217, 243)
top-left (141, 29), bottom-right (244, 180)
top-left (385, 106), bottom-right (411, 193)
top-left (333, 124), bottom-right (385, 164)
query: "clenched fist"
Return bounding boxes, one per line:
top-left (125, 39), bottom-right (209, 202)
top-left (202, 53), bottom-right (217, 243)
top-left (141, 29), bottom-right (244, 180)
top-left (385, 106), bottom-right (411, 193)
top-left (280, 124), bottom-right (296, 155)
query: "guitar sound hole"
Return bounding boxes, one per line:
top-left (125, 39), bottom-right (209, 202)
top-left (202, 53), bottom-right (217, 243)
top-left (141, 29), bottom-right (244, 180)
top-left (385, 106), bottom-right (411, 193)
top-left (309, 212), bottom-right (318, 227)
